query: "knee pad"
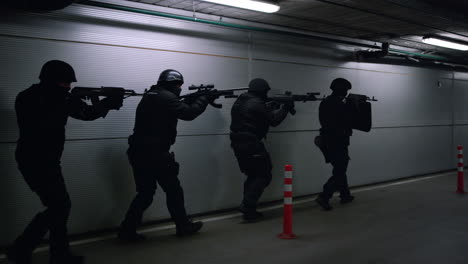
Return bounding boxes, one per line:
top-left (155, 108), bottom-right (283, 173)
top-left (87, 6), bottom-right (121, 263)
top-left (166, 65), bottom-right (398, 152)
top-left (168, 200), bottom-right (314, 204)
top-left (136, 191), bottom-right (155, 208)
top-left (168, 161), bottom-right (179, 176)
top-left (47, 193), bottom-right (71, 210)
top-left (164, 154), bottom-right (179, 176)
top-left (259, 173), bottom-right (272, 188)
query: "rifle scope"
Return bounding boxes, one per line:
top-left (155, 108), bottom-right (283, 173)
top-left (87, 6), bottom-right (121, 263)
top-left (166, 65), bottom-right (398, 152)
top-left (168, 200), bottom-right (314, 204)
top-left (188, 84), bottom-right (214, 90)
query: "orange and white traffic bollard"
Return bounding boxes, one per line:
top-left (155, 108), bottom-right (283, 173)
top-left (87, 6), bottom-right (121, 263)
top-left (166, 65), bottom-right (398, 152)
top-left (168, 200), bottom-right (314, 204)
top-left (278, 164), bottom-right (297, 239)
top-left (457, 146), bottom-right (465, 194)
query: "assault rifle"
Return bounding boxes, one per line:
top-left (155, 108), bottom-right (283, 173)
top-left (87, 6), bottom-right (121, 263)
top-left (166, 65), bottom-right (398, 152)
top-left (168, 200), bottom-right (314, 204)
top-left (70, 86), bottom-right (142, 106)
top-left (346, 93), bottom-right (378, 102)
top-left (267, 91), bottom-right (321, 115)
top-left (71, 86), bottom-right (143, 101)
top-left (316, 93), bottom-right (378, 102)
top-left (180, 84), bottom-right (249, 108)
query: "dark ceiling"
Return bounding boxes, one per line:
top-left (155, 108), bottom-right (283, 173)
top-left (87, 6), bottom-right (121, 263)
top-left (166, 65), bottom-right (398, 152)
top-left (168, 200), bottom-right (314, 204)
top-left (122, 0), bottom-right (468, 65)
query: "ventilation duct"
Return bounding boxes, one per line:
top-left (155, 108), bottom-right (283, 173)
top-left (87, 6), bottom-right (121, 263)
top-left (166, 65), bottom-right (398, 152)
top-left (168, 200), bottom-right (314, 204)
top-left (3, 0), bottom-right (74, 11)
top-left (354, 43), bottom-right (389, 61)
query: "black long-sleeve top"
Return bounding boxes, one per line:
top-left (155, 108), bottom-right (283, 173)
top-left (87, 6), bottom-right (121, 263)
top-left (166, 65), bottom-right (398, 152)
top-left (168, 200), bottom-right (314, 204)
top-left (15, 83), bottom-right (109, 162)
top-left (230, 92), bottom-right (288, 141)
top-left (319, 94), bottom-right (353, 145)
top-left (130, 85), bottom-right (209, 151)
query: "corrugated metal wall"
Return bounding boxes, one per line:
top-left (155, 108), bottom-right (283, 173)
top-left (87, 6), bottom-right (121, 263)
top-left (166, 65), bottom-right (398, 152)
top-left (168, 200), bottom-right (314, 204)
top-left (0, 2), bottom-right (466, 246)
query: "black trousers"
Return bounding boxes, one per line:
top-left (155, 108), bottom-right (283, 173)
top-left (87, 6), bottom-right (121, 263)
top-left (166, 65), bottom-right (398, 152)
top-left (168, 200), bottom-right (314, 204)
top-left (232, 141), bottom-right (272, 209)
top-left (320, 144), bottom-right (351, 200)
top-left (13, 158), bottom-right (71, 257)
top-left (120, 147), bottom-right (189, 232)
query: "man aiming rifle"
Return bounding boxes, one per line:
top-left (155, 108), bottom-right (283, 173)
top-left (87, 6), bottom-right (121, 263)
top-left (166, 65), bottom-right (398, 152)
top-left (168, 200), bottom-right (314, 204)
top-left (117, 69), bottom-right (230, 242)
top-left (314, 78), bottom-right (377, 211)
top-left (230, 78), bottom-right (297, 222)
top-left (7, 60), bottom-right (123, 264)
top-left (267, 91), bottom-right (321, 115)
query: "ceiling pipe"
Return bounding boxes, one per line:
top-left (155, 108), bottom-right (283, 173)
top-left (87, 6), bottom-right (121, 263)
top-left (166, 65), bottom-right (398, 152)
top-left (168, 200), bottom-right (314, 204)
top-left (314, 0), bottom-right (468, 39)
top-left (78, 0), bottom-right (468, 67)
top-left (78, 0), bottom-right (380, 48)
top-left (354, 42), bottom-right (389, 61)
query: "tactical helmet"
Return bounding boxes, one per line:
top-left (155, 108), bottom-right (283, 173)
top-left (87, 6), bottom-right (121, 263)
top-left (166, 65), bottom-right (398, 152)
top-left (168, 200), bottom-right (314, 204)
top-left (158, 69), bottom-right (184, 85)
top-left (248, 78), bottom-right (271, 95)
top-left (330, 78), bottom-right (352, 91)
top-left (39, 60), bottom-right (77, 83)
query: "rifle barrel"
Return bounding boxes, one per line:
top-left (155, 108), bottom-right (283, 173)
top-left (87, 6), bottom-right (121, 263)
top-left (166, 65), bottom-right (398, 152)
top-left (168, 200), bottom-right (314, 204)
top-left (72, 87), bottom-right (145, 97)
top-left (225, 87), bottom-right (249, 91)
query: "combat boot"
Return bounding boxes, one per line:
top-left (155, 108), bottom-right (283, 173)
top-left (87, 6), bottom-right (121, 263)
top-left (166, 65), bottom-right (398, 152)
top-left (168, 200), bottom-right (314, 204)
top-left (340, 195), bottom-right (355, 204)
top-left (6, 245), bottom-right (32, 264)
top-left (117, 229), bottom-right (146, 242)
top-left (239, 204), bottom-right (264, 222)
top-left (49, 253), bottom-right (84, 264)
top-left (315, 196), bottom-right (333, 211)
top-left (176, 221), bottom-right (203, 237)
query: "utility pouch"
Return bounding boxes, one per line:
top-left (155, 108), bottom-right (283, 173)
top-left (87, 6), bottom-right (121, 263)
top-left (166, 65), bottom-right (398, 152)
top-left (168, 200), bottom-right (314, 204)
top-left (314, 135), bottom-right (331, 163)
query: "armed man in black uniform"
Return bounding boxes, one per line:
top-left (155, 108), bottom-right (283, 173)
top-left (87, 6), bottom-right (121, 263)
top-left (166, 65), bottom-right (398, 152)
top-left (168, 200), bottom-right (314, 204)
top-left (118, 69), bottom-right (215, 241)
top-left (315, 78), bottom-right (354, 211)
top-left (230, 78), bottom-right (293, 222)
top-left (7, 60), bottom-right (123, 264)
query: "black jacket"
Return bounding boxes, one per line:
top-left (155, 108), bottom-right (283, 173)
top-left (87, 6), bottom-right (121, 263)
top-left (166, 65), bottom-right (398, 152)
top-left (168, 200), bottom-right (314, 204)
top-left (130, 85), bottom-right (209, 151)
top-left (319, 94), bottom-right (353, 145)
top-left (230, 92), bottom-right (288, 142)
top-left (15, 83), bottom-right (109, 162)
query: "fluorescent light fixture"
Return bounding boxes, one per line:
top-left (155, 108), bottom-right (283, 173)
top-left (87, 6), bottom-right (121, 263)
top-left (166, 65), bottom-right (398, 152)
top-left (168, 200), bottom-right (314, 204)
top-left (422, 36), bottom-right (468, 51)
top-left (201, 0), bottom-right (280, 13)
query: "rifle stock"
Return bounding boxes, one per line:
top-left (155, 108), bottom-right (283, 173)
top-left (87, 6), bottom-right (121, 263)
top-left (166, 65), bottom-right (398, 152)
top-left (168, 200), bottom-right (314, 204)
top-left (267, 91), bottom-right (321, 115)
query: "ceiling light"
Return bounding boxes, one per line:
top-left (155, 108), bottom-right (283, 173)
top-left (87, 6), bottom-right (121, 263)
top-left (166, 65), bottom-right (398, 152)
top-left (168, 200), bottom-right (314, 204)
top-left (201, 0), bottom-right (280, 13)
top-left (422, 36), bottom-right (468, 51)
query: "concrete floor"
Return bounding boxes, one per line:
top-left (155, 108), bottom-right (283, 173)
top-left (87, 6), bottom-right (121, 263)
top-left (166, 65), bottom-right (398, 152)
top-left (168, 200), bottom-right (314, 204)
top-left (1, 172), bottom-right (467, 264)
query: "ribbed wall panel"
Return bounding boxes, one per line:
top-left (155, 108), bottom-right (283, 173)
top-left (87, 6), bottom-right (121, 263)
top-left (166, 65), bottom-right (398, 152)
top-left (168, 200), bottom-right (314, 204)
top-left (355, 68), bottom-right (453, 127)
top-left (251, 58), bottom-right (453, 130)
top-left (0, 3), bottom-right (464, 246)
top-left (266, 126), bottom-right (453, 196)
top-left (0, 5), bottom-right (250, 58)
top-left (454, 72), bottom-right (468, 81)
top-left (454, 126), bottom-right (468, 158)
top-left (0, 33), bottom-right (249, 142)
top-left (0, 125), bottom-right (453, 244)
top-left (454, 79), bottom-right (468, 124)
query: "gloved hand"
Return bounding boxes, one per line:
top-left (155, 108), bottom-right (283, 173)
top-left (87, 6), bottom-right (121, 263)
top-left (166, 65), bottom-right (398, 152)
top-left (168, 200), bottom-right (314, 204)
top-left (206, 90), bottom-right (220, 103)
top-left (101, 95), bottom-right (124, 110)
top-left (282, 101), bottom-right (295, 110)
top-left (266, 101), bottom-right (281, 111)
top-left (281, 101), bottom-right (296, 115)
